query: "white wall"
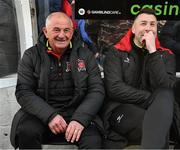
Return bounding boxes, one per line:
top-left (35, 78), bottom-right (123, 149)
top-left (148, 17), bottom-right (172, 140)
top-left (0, 86), bottom-right (20, 149)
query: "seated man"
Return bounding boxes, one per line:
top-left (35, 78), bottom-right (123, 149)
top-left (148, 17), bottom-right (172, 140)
top-left (10, 12), bottom-right (104, 149)
top-left (102, 8), bottom-right (176, 149)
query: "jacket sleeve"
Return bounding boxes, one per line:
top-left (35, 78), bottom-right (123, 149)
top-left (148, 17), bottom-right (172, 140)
top-left (15, 48), bottom-right (57, 124)
top-left (146, 51), bottom-right (176, 89)
top-left (104, 49), bottom-right (151, 106)
top-left (71, 50), bottom-right (105, 127)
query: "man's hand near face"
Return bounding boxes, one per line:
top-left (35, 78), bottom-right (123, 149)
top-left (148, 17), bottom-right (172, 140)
top-left (142, 31), bottom-right (157, 54)
top-left (48, 114), bottom-right (67, 134)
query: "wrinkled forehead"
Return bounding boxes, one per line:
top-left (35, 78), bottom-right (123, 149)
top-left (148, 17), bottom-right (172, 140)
top-left (46, 13), bottom-right (73, 28)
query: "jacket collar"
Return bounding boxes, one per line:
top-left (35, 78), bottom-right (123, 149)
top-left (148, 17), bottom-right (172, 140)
top-left (114, 28), bottom-right (173, 54)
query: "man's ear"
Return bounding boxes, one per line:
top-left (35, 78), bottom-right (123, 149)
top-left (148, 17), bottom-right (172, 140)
top-left (132, 24), bottom-right (135, 34)
top-left (42, 27), bottom-right (48, 38)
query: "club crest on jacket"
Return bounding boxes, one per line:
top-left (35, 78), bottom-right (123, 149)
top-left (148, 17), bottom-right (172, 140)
top-left (77, 59), bottom-right (86, 72)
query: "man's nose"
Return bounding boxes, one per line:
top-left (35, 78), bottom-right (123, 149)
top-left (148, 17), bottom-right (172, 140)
top-left (145, 24), bottom-right (152, 32)
top-left (57, 31), bottom-right (65, 37)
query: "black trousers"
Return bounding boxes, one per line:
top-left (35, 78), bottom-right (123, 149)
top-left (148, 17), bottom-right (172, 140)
top-left (109, 88), bottom-right (174, 149)
top-left (16, 114), bottom-right (102, 149)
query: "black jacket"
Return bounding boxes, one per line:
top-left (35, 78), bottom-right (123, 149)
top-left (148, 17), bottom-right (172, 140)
top-left (101, 28), bottom-right (176, 143)
top-left (159, 21), bottom-right (180, 71)
top-left (10, 31), bottom-right (104, 148)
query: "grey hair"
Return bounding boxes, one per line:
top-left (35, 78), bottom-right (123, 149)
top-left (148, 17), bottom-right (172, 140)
top-left (45, 12), bottom-right (73, 28)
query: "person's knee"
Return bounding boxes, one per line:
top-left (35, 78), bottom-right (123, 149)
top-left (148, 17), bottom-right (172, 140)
top-left (79, 134), bottom-right (102, 149)
top-left (17, 116), bottom-right (44, 140)
top-left (151, 88), bottom-right (174, 119)
top-left (155, 87), bottom-right (173, 95)
top-left (154, 88), bottom-right (174, 105)
top-left (109, 104), bottom-right (144, 136)
top-left (78, 124), bottom-right (102, 148)
top-left (87, 134), bottom-right (102, 148)
top-left (17, 124), bottom-right (41, 139)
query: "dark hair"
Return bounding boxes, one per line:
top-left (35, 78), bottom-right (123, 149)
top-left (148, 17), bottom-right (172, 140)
top-left (134, 8), bottom-right (156, 20)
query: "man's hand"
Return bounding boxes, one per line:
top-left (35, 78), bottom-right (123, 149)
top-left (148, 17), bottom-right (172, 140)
top-left (65, 121), bottom-right (84, 143)
top-left (48, 114), bottom-right (67, 134)
top-left (142, 31), bottom-right (156, 53)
